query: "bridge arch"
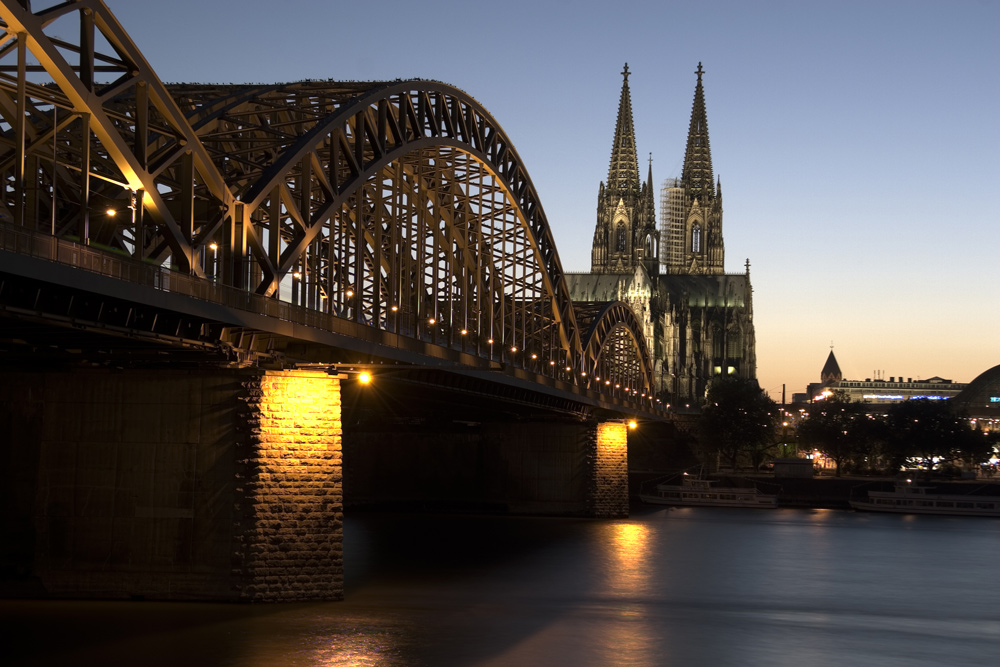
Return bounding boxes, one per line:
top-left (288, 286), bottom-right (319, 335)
top-left (575, 301), bottom-right (655, 396)
top-left (0, 1), bottom-right (658, 400)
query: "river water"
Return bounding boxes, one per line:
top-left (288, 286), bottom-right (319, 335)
top-left (4, 504), bottom-right (999, 666)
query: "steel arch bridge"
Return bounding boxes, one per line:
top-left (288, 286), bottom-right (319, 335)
top-left (0, 0), bottom-right (656, 405)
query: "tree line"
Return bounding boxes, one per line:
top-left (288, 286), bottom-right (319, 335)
top-left (695, 377), bottom-right (998, 476)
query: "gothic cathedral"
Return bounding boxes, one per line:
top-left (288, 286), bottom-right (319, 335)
top-left (567, 63), bottom-right (757, 405)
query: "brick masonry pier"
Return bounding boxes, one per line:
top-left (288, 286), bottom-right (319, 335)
top-left (0, 368), bottom-right (343, 602)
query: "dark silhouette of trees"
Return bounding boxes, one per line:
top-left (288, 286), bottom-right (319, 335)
top-left (884, 399), bottom-right (990, 476)
top-left (797, 392), bottom-right (861, 476)
top-left (698, 376), bottom-right (777, 471)
top-left (793, 396), bottom-right (992, 477)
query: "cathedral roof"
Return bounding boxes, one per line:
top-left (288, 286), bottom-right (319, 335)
top-left (655, 273), bottom-right (750, 308)
top-left (565, 266), bottom-right (651, 302)
top-left (681, 63), bottom-right (715, 202)
top-left (606, 63), bottom-right (641, 193)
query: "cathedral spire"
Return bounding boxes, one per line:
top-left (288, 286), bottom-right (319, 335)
top-left (681, 62), bottom-right (714, 202)
top-left (607, 63), bottom-right (640, 193)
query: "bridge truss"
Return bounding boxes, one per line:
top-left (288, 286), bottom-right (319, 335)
top-left (0, 0), bottom-right (657, 406)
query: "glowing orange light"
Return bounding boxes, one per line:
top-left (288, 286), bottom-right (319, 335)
top-left (208, 242), bottom-right (218, 251)
top-left (510, 346), bottom-right (517, 353)
top-left (106, 208), bottom-right (116, 217)
top-left (461, 329), bottom-right (468, 335)
top-left (346, 289), bottom-right (354, 298)
top-left (428, 317), bottom-right (436, 325)
top-left (391, 305), bottom-right (398, 312)
top-left (358, 371), bottom-right (372, 384)
top-left (628, 420), bottom-right (637, 429)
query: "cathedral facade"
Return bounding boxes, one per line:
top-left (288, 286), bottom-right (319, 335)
top-left (566, 63), bottom-right (756, 405)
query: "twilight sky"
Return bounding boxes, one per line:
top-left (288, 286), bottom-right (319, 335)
top-left (105, 0), bottom-right (999, 399)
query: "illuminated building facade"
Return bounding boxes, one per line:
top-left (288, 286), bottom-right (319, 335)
top-left (804, 350), bottom-right (967, 405)
top-left (568, 63), bottom-right (756, 405)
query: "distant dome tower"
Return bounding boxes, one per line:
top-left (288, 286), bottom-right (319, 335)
top-left (821, 349), bottom-right (843, 384)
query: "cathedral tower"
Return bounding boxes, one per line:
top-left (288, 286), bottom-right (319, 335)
top-left (663, 63), bottom-right (725, 275)
top-left (591, 64), bottom-right (658, 275)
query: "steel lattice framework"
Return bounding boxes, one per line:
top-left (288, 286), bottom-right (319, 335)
top-left (0, 0), bottom-right (655, 399)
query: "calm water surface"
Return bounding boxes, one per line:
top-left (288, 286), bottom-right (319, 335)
top-left (4, 505), bottom-right (1000, 666)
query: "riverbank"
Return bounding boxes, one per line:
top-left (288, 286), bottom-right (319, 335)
top-left (629, 471), bottom-right (1000, 509)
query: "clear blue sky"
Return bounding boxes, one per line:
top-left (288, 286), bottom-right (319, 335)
top-left (106, 0), bottom-right (999, 399)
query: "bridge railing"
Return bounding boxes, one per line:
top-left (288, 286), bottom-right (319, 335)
top-left (0, 221), bottom-right (328, 327)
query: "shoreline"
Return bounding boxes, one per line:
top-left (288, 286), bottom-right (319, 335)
top-left (629, 471), bottom-right (1000, 510)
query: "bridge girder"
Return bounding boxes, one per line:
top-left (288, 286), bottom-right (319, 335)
top-left (0, 0), bottom-right (657, 402)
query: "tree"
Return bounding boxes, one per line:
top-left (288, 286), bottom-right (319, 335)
top-left (698, 376), bottom-right (777, 471)
top-left (798, 391), bottom-right (866, 476)
top-left (884, 399), bottom-right (990, 476)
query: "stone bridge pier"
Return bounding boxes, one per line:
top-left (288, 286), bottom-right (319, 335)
top-left (0, 368), bottom-right (629, 602)
top-left (0, 368), bottom-right (344, 602)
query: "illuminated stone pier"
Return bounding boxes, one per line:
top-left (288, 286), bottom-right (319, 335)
top-left (0, 369), bottom-right (343, 602)
top-left (592, 421), bottom-right (629, 518)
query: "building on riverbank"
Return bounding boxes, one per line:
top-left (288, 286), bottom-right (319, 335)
top-left (796, 350), bottom-right (967, 406)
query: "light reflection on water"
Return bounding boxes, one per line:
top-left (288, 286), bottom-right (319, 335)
top-left (4, 506), bottom-right (1000, 666)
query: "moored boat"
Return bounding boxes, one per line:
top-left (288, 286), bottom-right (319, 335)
top-left (849, 481), bottom-right (1000, 517)
top-left (639, 474), bottom-right (778, 508)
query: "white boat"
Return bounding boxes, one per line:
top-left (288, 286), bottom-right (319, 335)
top-left (849, 481), bottom-right (1000, 517)
top-left (639, 474), bottom-right (778, 508)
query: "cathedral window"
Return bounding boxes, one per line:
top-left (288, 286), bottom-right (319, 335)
top-left (728, 335), bottom-right (743, 359)
top-left (616, 224), bottom-right (626, 251)
top-left (692, 224), bottom-right (702, 253)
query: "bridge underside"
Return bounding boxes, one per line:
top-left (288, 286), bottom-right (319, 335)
top-left (0, 1), bottom-right (647, 602)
